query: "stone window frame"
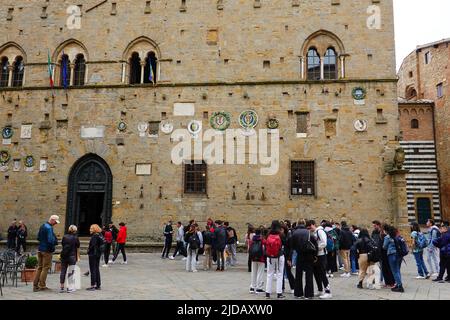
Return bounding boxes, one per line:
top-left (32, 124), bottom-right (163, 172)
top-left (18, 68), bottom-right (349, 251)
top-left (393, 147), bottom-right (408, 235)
top-left (53, 39), bottom-right (89, 88)
top-left (290, 160), bottom-right (316, 197)
top-left (0, 42), bottom-right (27, 88)
top-left (300, 30), bottom-right (346, 81)
top-left (122, 36), bottom-right (161, 85)
top-left (183, 160), bottom-right (208, 195)
top-left (437, 83), bottom-right (443, 99)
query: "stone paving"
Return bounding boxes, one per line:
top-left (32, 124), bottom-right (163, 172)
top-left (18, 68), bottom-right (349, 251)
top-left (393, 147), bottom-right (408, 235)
top-left (1, 253), bottom-right (449, 300)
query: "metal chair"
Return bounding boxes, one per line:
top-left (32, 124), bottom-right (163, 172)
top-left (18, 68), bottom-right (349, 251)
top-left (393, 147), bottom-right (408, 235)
top-left (9, 254), bottom-right (27, 287)
top-left (0, 259), bottom-right (3, 296)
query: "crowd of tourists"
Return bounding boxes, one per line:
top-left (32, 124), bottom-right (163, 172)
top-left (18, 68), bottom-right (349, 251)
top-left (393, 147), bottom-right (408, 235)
top-left (7, 214), bottom-right (449, 298)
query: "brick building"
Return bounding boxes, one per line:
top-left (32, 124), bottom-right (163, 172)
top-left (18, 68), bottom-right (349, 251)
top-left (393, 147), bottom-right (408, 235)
top-left (398, 39), bottom-right (450, 222)
top-left (0, 0), bottom-right (405, 240)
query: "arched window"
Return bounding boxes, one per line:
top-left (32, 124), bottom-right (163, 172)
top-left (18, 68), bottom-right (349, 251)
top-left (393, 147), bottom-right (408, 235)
top-left (411, 119), bottom-right (419, 129)
top-left (129, 52), bottom-right (141, 85)
top-left (323, 48), bottom-right (337, 80)
top-left (0, 57), bottom-right (9, 87)
top-left (307, 48), bottom-right (321, 80)
top-left (59, 54), bottom-right (71, 87)
top-left (406, 87), bottom-right (417, 100)
top-left (73, 54), bottom-right (86, 86)
top-left (11, 56), bottom-right (24, 87)
top-left (143, 51), bottom-right (158, 84)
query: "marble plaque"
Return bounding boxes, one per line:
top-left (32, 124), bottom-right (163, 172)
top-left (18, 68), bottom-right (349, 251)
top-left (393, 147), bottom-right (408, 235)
top-left (81, 126), bottom-right (105, 139)
top-left (135, 163), bottom-right (152, 176)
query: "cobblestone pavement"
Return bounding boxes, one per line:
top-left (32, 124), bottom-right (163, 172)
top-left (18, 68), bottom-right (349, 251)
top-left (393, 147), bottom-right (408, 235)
top-left (1, 253), bottom-right (449, 300)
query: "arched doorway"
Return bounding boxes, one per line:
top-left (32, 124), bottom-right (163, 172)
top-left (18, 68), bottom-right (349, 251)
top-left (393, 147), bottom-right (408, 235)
top-left (66, 154), bottom-right (113, 236)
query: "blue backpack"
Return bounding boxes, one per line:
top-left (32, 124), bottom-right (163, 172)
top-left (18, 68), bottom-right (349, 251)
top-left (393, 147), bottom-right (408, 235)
top-left (416, 233), bottom-right (428, 250)
top-left (326, 230), bottom-right (336, 253)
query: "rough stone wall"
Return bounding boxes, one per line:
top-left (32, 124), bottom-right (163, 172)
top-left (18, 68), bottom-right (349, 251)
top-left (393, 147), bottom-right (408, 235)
top-left (398, 42), bottom-right (450, 221)
top-left (0, 0), bottom-right (399, 240)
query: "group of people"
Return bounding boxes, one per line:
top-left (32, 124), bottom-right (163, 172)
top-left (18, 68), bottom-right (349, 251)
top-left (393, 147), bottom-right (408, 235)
top-left (5, 219), bottom-right (28, 254)
top-left (161, 219), bottom-right (238, 273)
top-left (14, 213), bottom-right (450, 299)
top-left (32, 215), bottom-right (129, 294)
top-left (244, 218), bottom-right (450, 299)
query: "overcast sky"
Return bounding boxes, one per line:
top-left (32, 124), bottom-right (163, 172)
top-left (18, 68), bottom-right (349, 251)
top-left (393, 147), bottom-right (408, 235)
top-left (394, 0), bottom-right (450, 69)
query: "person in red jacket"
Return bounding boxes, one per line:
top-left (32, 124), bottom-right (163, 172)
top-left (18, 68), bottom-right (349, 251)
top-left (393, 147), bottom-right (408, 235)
top-left (111, 222), bottom-right (127, 264)
top-left (102, 226), bottom-right (113, 267)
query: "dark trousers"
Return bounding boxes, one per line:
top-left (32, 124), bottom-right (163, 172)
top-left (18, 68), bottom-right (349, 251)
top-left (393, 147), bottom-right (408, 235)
top-left (16, 239), bottom-right (26, 254)
top-left (313, 255), bottom-right (329, 292)
top-left (282, 256), bottom-right (295, 291)
top-left (438, 254), bottom-right (450, 280)
top-left (295, 258), bottom-right (314, 298)
top-left (327, 250), bottom-right (338, 273)
top-left (113, 243), bottom-right (126, 262)
top-left (7, 237), bottom-right (16, 250)
top-left (104, 243), bottom-right (111, 263)
top-left (173, 241), bottom-right (186, 257)
top-left (216, 249), bottom-right (225, 270)
top-left (60, 257), bottom-right (76, 285)
top-left (381, 250), bottom-right (395, 285)
top-left (162, 236), bottom-right (172, 258)
top-left (88, 255), bottom-right (101, 288)
top-left (248, 255), bottom-right (252, 272)
top-left (212, 248), bottom-right (217, 262)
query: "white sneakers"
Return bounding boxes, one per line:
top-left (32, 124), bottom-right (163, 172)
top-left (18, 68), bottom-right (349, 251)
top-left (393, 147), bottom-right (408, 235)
top-left (182, 257), bottom-right (187, 261)
top-left (169, 256), bottom-right (175, 260)
top-left (315, 291), bottom-right (323, 297)
top-left (319, 293), bottom-right (333, 299)
top-left (340, 273), bottom-right (351, 278)
top-left (102, 264), bottom-right (109, 268)
top-left (192, 270), bottom-right (198, 273)
top-left (415, 276), bottom-right (426, 279)
top-left (121, 261), bottom-right (128, 265)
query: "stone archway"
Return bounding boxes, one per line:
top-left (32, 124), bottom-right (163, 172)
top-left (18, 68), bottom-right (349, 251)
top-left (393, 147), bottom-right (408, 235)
top-left (66, 154), bottom-right (113, 236)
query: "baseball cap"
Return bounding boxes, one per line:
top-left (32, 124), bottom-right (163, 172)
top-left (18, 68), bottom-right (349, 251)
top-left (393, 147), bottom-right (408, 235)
top-left (50, 215), bottom-right (61, 224)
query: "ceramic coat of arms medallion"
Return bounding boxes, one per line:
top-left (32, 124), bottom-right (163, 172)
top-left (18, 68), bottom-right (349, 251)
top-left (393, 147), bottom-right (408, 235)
top-left (24, 155), bottom-right (35, 168)
top-left (239, 110), bottom-right (258, 136)
top-left (160, 121), bottom-right (174, 134)
top-left (210, 112), bottom-right (231, 131)
top-left (0, 150), bottom-right (10, 165)
top-left (267, 118), bottom-right (279, 130)
top-left (187, 120), bottom-right (202, 138)
top-left (2, 127), bottom-right (13, 139)
top-left (352, 87), bottom-right (367, 100)
top-left (118, 122), bottom-right (127, 132)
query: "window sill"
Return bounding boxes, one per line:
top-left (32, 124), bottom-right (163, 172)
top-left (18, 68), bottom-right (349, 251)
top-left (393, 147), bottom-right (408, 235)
top-left (296, 133), bottom-right (308, 138)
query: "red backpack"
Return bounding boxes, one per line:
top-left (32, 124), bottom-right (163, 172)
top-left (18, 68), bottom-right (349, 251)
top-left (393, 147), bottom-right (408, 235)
top-left (265, 234), bottom-right (282, 258)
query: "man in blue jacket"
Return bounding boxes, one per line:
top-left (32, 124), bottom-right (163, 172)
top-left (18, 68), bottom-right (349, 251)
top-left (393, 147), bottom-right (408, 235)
top-left (432, 222), bottom-right (450, 283)
top-left (33, 215), bottom-right (60, 292)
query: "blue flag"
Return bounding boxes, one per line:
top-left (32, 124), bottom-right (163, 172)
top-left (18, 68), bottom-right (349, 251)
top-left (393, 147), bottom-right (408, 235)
top-left (62, 52), bottom-right (68, 89)
top-left (148, 60), bottom-right (154, 83)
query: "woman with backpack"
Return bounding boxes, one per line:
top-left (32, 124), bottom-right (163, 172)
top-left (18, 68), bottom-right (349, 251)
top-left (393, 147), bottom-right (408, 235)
top-left (185, 224), bottom-right (201, 272)
top-left (324, 221), bottom-right (338, 278)
top-left (60, 225), bottom-right (80, 293)
top-left (249, 227), bottom-right (266, 294)
top-left (87, 224), bottom-right (104, 291)
top-left (265, 220), bottom-right (285, 299)
top-left (383, 226), bottom-right (404, 292)
top-left (355, 229), bottom-right (375, 289)
top-left (411, 222), bottom-right (431, 279)
top-left (380, 224), bottom-right (396, 288)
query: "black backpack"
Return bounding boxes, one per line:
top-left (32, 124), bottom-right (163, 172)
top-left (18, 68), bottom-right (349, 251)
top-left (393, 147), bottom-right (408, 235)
top-left (249, 239), bottom-right (264, 261)
top-left (367, 239), bottom-right (381, 263)
top-left (188, 233), bottom-right (200, 250)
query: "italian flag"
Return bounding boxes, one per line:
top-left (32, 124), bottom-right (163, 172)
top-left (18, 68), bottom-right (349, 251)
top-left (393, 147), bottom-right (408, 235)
top-left (47, 49), bottom-right (54, 88)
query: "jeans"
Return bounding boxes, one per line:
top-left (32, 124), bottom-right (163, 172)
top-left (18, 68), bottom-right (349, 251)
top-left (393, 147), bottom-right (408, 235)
top-left (266, 256), bottom-right (285, 295)
top-left (292, 250), bottom-right (298, 266)
top-left (186, 247), bottom-right (198, 272)
top-left (413, 252), bottom-right (429, 277)
top-left (226, 243), bottom-right (237, 266)
top-left (351, 249), bottom-right (359, 273)
top-left (33, 252), bottom-right (52, 289)
top-left (250, 261), bottom-right (265, 291)
top-left (426, 246), bottom-right (440, 274)
top-left (388, 254), bottom-right (402, 287)
top-left (88, 255), bottom-right (101, 288)
top-left (113, 243), bottom-right (126, 262)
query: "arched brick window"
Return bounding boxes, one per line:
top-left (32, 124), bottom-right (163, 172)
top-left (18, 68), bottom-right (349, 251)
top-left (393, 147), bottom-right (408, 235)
top-left (406, 87), bottom-right (417, 100)
top-left (0, 57), bottom-right (9, 87)
top-left (411, 119), bottom-right (419, 129)
top-left (307, 48), bottom-right (321, 80)
top-left (143, 51), bottom-right (158, 84)
top-left (12, 56), bottom-right (24, 87)
top-left (73, 54), bottom-right (86, 86)
top-left (129, 52), bottom-right (141, 85)
top-left (324, 48), bottom-right (337, 80)
top-left (59, 54), bottom-right (71, 87)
